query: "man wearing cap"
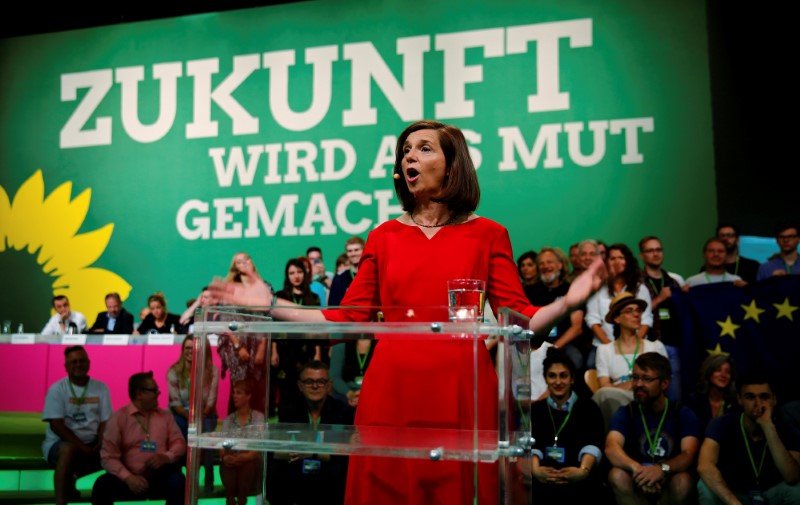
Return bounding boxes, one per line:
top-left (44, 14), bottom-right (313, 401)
top-left (605, 352), bottom-right (700, 505)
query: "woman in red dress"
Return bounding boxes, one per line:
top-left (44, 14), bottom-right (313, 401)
top-left (215, 120), bottom-right (605, 504)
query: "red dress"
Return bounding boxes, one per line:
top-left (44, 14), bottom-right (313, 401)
top-left (323, 217), bottom-right (538, 505)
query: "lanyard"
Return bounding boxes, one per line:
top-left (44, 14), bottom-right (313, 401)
top-left (134, 411), bottom-right (152, 440)
top-left (647, 276), bottom-right (664, 295)
top-left (307, 411), bottom-right (320, 428)
top-left (356, 349), bottom-right (369, 374)
top-left (639, 398), bottom-right (669, 462)
top-left (733, 256), bottom-right (740, 276)
top-left (616, 338), bottom-right (640, 374)
top-left (785, 261), bottom-right (794, 275)
top-left (716, 400), bottom-right (725, 417)
top-left (68, 379), bottom-right (89, 409)
top-left (740, 413), bottom-right (768, 484)
top-left (704, 272), bottom-right (727, 283)
top-left (547, 399), bottom-right (574, 446)
top-left (235, 409), bottom-right (252, 428)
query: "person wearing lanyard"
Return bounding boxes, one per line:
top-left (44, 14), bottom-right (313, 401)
top-left (92, 372), bottom-right (186, 505)
top-left (697, 372), bottom-right (800, 505)
top-left (684, 238), bottom-right (745, 290)
top-left (42, 346), bottom-right (112, 505)
top-left (330, 337), bottom-right (378, 409)
top-left (267, 361), bottom-right (354, 505)
top-left (606, 352), bottom-right (701, 505)
top-left (528, 347), bottom-right (606, 502)
top-left (593, 293), bottom-right (668, 430)
top-left (220, 379), bottom-right (266, 505)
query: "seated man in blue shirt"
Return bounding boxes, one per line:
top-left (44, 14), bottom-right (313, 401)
top-left (605, 352), bottom-right (701, 505)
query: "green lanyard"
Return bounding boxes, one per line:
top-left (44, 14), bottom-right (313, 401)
top-left (785, 261), bottom-right (794, 275)
top-left (68, 379), bottom-right (89, 409)
top-left (546, 398), bottom-right (574, 447)
top-left (356, 349), bottom-right (368, 374)
top-left (647, 276), bottom-right (664, 295)
top-left (638, 398), bottom-right (669, 462)
top-left (740, 413), bottom-right (768, 484)
top-left (716, 400), bottom-right (725, 417)
top-left (308, 412), bottom-right (320, 428)
top-left (134, 411), bottom-right (152, 440)
top-left (733, 256), bottom-right (740, 276)
top-left (704, 272), bottom-right (727, 283)
top-left (234, 409), bottom-right (252, 428)
top-left (616, 338), bottom-right (640, 374)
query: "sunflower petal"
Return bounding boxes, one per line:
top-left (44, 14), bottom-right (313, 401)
top-left (42, 224), bottom-right (114, 275)
top-left (0, 185), bottom-right (10, 252)
top-left (7, 170), bottom-right (46, 252)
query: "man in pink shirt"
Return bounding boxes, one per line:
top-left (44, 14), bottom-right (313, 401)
top-left (92, 372), bottom-right (186, 505)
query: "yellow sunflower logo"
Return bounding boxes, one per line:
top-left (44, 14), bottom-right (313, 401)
top-left (0, 170), bottom-right (131, 330)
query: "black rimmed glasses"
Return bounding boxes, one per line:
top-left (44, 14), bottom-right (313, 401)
top-left (300, 379), bottom-right (330, 388)
top-left (630, 374), bottom-right (660, 384)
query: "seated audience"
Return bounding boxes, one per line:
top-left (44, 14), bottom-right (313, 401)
top-left (757, 222), bottom-right (799, 281)
top-left (605, 353), bottom-right (700, 505)
top-left (697, 371), bottom-right (800, 504)
top-left (267, 361), bottom-right (354, 505)
top-left (179, 286), bottom-right (219, 332)
top-left (134, 292), bottom-right (183, 335)
top-left (684, 238), bottom-right (745, 289)
top-left (688, 354), bottom-right (738, 434)
top-left (593, 293), bottom-right (667, 429)
top-left (92, 372), bottom-right (186, 505)
top-left (42, 345), bottom-right (112, 505)
top-left (220, 379), bottom-right (265, 505)
top-left (517, 250), bottom-right (539, 291)
top-left (42, 295), bottom-right (87, 335)
top-left (709, 224), bottom-right (760, 284)
top-left (334, 253), bottom-right (350, 275)
top-left (90, 292), bottom-right (134, 334)
top-left (166, 335), bottom-right (218, 491)
top-left (585, 243), bottom-right (653, 368)
top-left (529, 347), bottom-right (606, 502)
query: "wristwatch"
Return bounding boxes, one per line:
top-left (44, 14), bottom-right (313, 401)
top-left (660, 463), bottom-right (671, 475)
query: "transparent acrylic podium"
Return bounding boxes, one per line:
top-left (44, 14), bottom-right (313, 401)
top-left (188, 305), bottom-right (534, 504)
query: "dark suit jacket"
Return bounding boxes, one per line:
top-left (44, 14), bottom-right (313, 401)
top-left (90, 308), bottom-right (134, 334)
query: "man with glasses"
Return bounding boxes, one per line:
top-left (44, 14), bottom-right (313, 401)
top-left (697, 372), bottom-right (800, 504)
top-left (757, 223), bottom-right (800, 281)
top-left (707, 224), bottom-right (760, 284)
top-left (42, 346), bottom-right (112, 505)
top-left (639, 236), bottom-right (685, 401)
top-left (605, 353), bottom-right (701, 505)
top-left (92, 372), bottom-right (186, 505)
top-left (268, 360), bottom-right (354, 505)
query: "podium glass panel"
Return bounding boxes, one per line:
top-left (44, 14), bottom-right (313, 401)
top-left (187, 305), bottom-right (533, 505)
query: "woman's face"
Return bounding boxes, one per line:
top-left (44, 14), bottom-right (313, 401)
top-left (401, 129), bottom-right (447, 202)
top-left (232, 386), bottom-right (251, 409)
top-left (519, 258), bottom-right (537, 283)
top-left (545, 363), bottom-right (574, 401)
top-left (149, 301), bottom-right (165, 320)
top-left (288, 265), bottom-right (305, 288)
top-left (182, 340), bottom-right (194, 364)
top-left (614, 303), bottom-right (642, 331)
top-left (710, 362), bottom-right (732, 390)
top-left (235, 253), bottom-right (254, 275)
top-left (608, 249), bottom-right (627, 276)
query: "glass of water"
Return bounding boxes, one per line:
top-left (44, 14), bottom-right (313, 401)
top-left (447, 279), bottom-right (486, 322)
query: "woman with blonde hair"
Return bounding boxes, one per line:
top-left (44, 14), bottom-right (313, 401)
top-left (134, 292), bottom-right (183, 334)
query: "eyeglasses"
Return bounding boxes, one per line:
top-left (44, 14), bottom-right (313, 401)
top-left (140, 387), bottom-right (160, 394)
top-left (641, 247), bottom-right (663, 254)
top-left (620, 307), bottom-right (643, 315)
top-left (630, 374), bottom-right (660, 384)
top-left (777, 234), bottom-right (798, 240)
top-left (300, 379), bottom-right (330, 388)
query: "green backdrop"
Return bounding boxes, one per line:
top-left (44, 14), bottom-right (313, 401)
top-left (0, 0), bottom-right (715, 329)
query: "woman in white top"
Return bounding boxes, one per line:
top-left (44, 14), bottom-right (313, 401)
top-left (584, 244), bottom-right (653, 368)
top-left (592, 293), bottom-right (666, 429)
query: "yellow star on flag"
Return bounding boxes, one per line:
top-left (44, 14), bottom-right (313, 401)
top-left (717, 316), bottom-right (740, 339)
top-left (773, 297), bottom-right (798, 321)
top-left (706, 344), bottom-right (729, 357)
top-left (741, 300), bottom-right (766, 323)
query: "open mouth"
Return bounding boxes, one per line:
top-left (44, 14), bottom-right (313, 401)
top-left (406, 168), bottom-right (420, 182)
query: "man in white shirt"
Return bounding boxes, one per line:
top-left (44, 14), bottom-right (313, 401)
top-left (684, 238), bottom-right (745, 290)
top-left (42, 295), bottom-right (88, 335)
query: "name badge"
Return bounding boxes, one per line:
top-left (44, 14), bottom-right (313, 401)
top-left (302, 458), bottom-right (321, 474)
top-left (140, 440), bottom-right (157, 453)
top-left (619, 374), bottom-right (631, 383)
top-left (72, 411), bottom-right (87, 423)
top-left (545, 446), bottom-right (565, 463)
top-left (354, 376), bottom-right (363, 386)
top-left (548, 326), bottom-right (558, 338)
top-left (748, 490), bottom-right (765, 504)
top-left (658, 307), bottom-right (671, 320)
